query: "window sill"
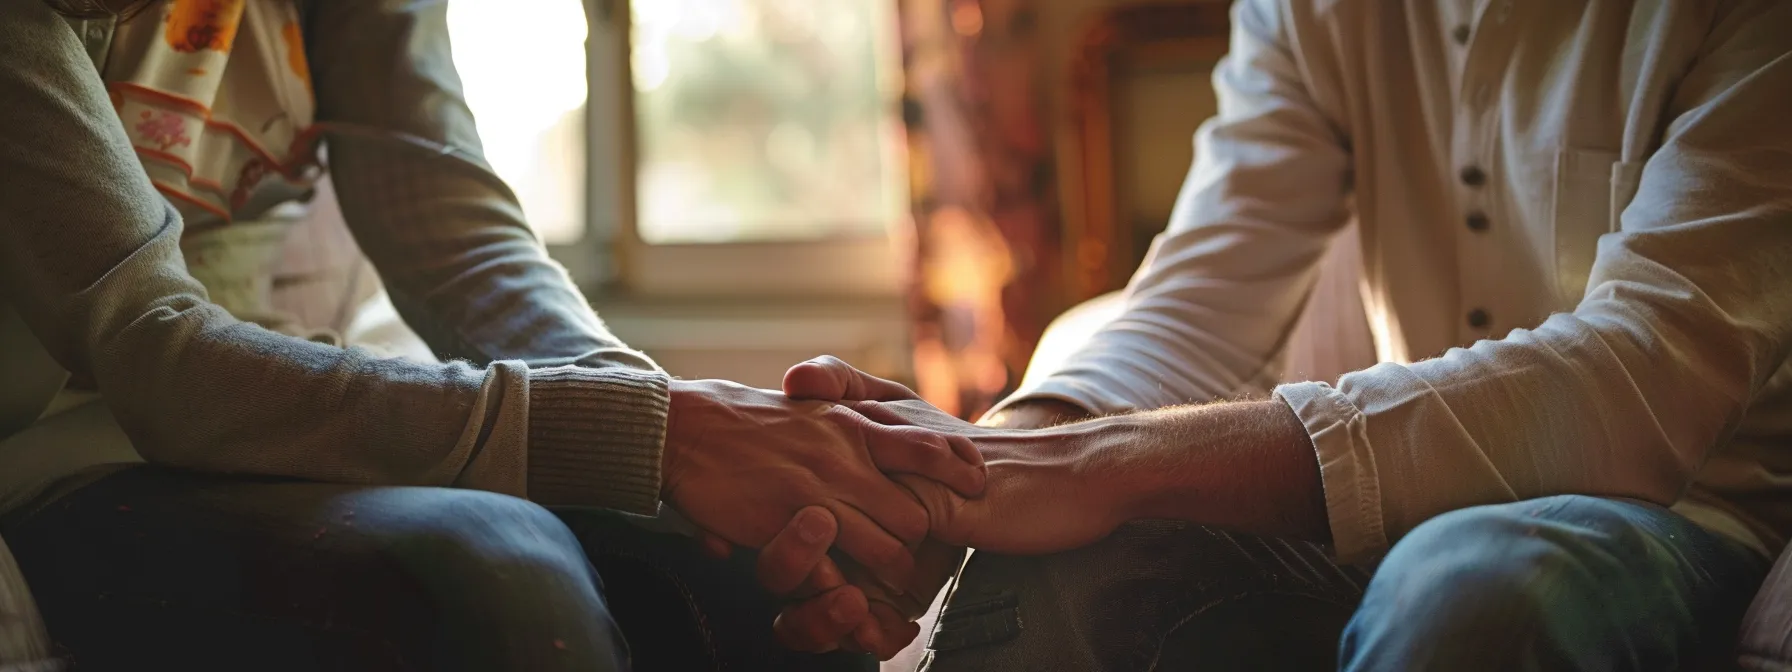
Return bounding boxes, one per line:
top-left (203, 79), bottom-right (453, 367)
top-left (588, 294), bottom-right (911, 389)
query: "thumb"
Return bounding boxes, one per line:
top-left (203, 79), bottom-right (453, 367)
top-left (784, 355), bottom-right (923, 402)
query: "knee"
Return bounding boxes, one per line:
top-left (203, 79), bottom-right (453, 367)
top-left (369, 489), bottom-right (593, 592)
top-left (334, 490), bottom-right (623, 669)
top-left (1342, 496), bottom-right (1657, 668)
top-left (1369, 497), bottom-right (1587, 611)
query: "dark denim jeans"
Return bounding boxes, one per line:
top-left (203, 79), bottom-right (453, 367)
top-left (921, 496), bottom-right (1769, 672)
top-left (0, 465), bottom-right (875, 672)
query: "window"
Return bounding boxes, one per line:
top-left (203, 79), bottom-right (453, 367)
top-left (446, 0), bottom-right (907, 296)
top-left (444, 0), bottom-right (912, 385)
top-left (445, 0), bottom-right (588, 245)
top-left (632, 0), bottom-right (905, 244)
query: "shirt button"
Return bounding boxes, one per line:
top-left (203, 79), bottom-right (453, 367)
top-left (1466, 211), bottom-right (1490, 232)
top-left (1451, 24), bottom-right (1471, 45)
top-left (1467, 309), bottom-right (1491, 329)
top-left (1459, 165), bottom-right (1487, 187)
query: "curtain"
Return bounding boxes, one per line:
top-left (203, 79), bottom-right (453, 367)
top-left (897, 0), bottom-right (1066, 419)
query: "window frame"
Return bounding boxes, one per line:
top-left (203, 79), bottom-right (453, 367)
top-left (558, 0), bottom-right (906, 300)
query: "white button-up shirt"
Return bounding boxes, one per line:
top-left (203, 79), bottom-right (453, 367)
top-left (1000, 0), bottom-right (1792, 563)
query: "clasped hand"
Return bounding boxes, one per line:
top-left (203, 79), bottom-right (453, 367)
top-left (700, 357), bottom-right (1128, 660)
top-left (657, 376), bottom-right (988, 652)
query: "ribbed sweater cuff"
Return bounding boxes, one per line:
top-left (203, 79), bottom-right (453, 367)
top-left (527, 365), bottom-right (670, 514)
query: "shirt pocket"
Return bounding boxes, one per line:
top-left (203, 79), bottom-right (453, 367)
top-left (1551, 148), bottom-right (1642, 303)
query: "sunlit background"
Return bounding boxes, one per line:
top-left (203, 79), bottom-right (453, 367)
top-left (445, 0), bottom-right (589, 244)
top-left (446, 0), bottom-right (907, 246)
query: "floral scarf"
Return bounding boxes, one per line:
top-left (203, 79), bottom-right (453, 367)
top-left (104, 0), bottom-right (322, 227)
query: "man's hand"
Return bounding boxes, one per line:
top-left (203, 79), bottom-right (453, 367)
top-left (771, 357), bottom-right (1131, 658)
top-left (767, 360), bottom-right (977, 658)
top-left (768, 356), bottom-right (1329, 658)
top-left (660, 378), bottom-right (986, 586)
top-left (785, 357), bottom-right (1131, 553)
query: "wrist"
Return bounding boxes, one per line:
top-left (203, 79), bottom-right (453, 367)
top-left (661, 379), bottom-right (702, 495)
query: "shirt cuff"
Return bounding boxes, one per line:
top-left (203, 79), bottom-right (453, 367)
top-left (526, 365), bottom-right (670, 514)
top-left (1274, 381), bottom-right (1388, 564)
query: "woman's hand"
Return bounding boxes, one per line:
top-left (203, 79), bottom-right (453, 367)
top-left (661, 378), bottom-right (985, 587)
top-left (768, 357), bottom-right (1132, 658)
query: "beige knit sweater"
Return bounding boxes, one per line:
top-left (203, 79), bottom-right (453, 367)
top-left (0, 0), bottom-right (674, 577)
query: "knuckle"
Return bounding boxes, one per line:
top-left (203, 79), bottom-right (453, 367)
top-left (822, 404), bottom-right (870, 435)
top-left (882, 424), bottom-right (937, 452)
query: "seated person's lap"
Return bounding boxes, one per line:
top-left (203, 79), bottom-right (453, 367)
top-left (0, 465), bottom-right (872, 672)
top-left (924, 496), bottom-right (1767, 672)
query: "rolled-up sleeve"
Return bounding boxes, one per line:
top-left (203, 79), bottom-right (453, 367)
top-left (994, 0), bottom-right (1352, 417)
top-left (1277, 10), bottom-right (1792, 562)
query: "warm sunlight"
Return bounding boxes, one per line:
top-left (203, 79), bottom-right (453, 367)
top-left (445, 0), bottom-right (588, 243)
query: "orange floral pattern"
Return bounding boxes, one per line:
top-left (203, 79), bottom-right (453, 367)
top-left (134, 110), bottom-right (192, 151)
top-left (280, 21), bottom-right (311, 90)
top-left (163, 0), bottom-right (246, 53)
top-left (112, 0), bottom-right (319, 223)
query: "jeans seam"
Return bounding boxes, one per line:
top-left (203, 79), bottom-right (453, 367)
top-left (1146, 590), bottom-right (1359, 672)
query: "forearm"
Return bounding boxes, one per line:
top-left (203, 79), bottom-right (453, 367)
top-left (1003, 399), bottom-right (1328, 541)
top-left (926, 398), bottom-right (1326, 556)
top-left (1114, 400), bottom-right (1327, 540)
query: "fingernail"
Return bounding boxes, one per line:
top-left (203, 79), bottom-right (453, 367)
top-left (798, 510), bottom-right (831, 544)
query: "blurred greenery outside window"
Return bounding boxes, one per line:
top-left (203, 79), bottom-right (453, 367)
top-left (445, 0), bottom-right (907, 249)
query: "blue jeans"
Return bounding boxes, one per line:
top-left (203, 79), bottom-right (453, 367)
top-left (0, 465), bottom-right (875, 672)
top-left (920, 496), bottom-right (1769, 671)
